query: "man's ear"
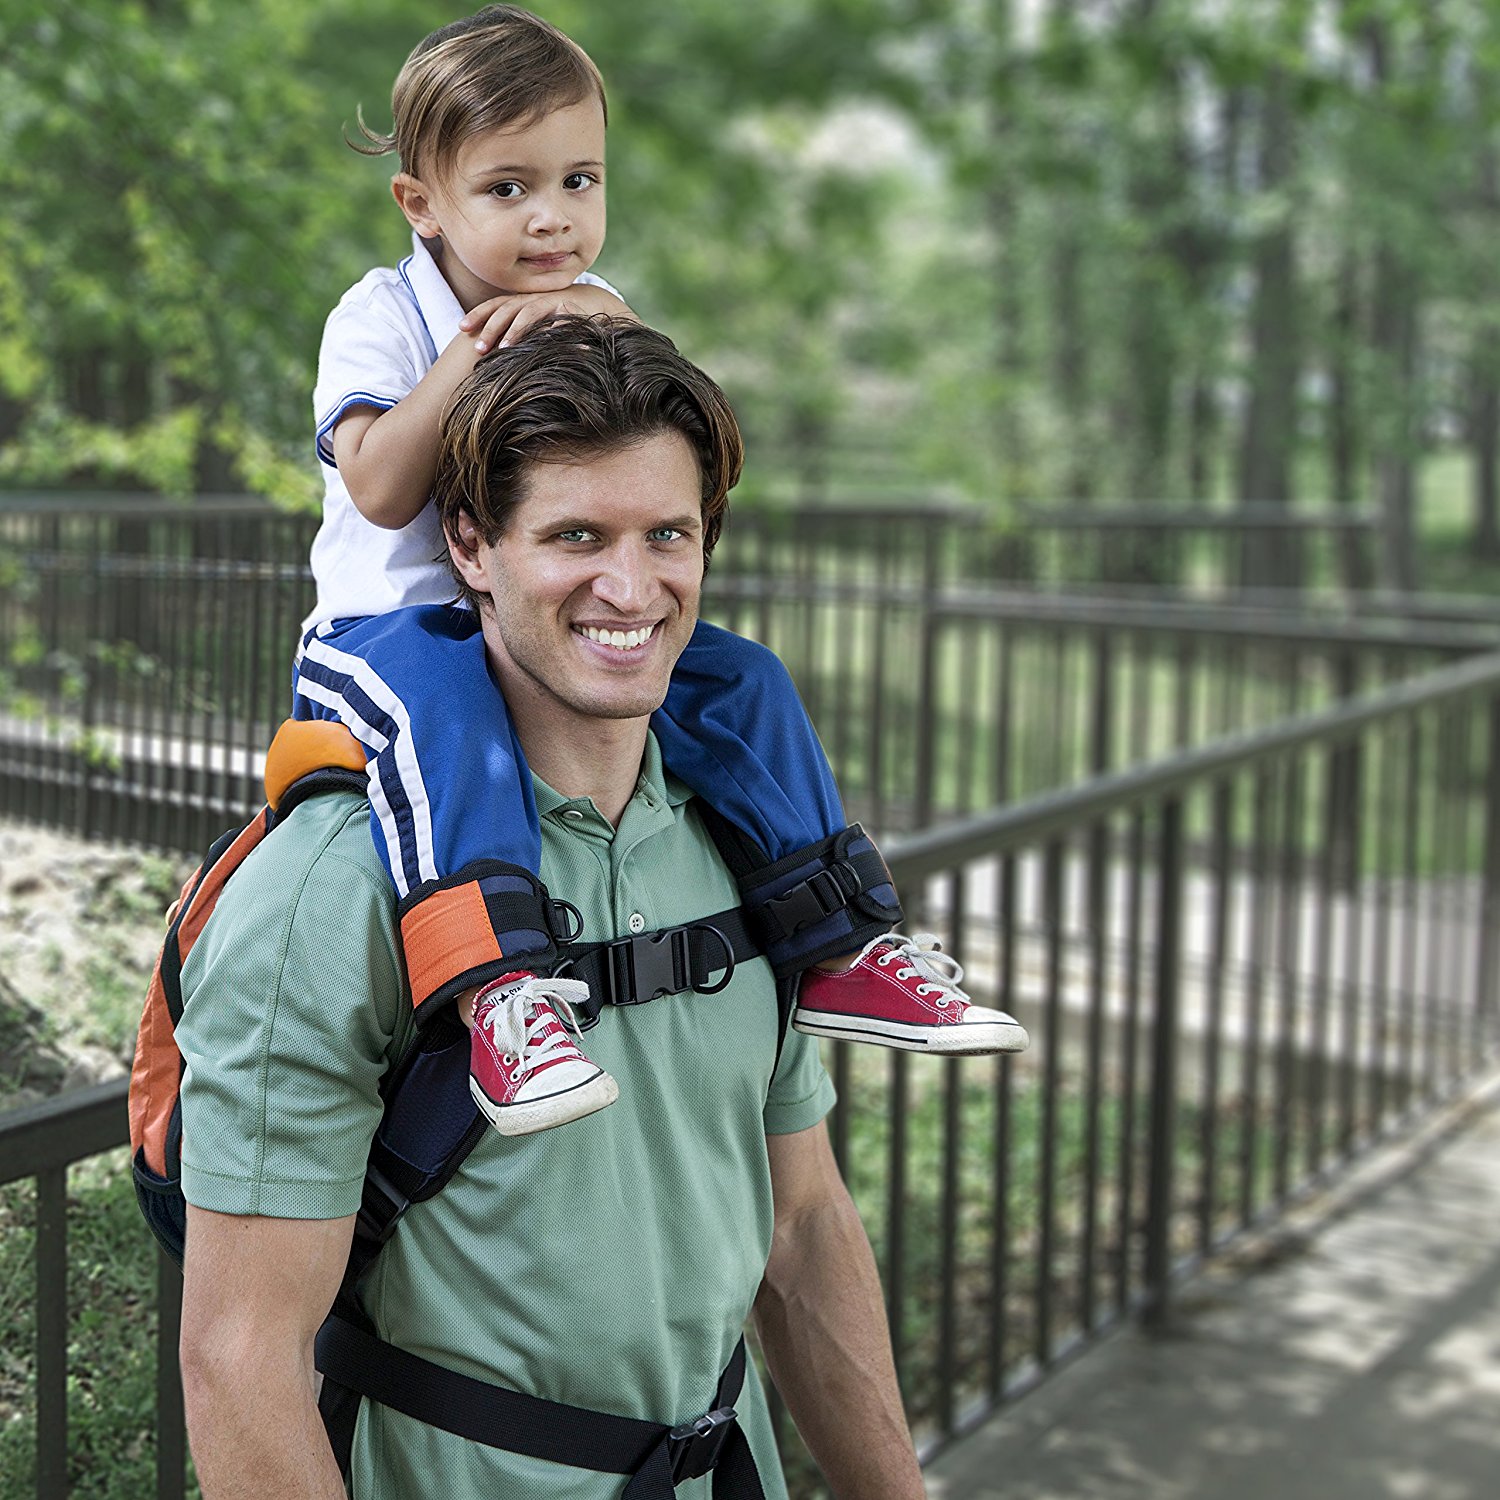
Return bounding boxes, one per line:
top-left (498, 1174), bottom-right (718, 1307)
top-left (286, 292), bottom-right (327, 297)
top-left (392, 173), bottom-right (442, 239)
top-left (446, 509), bottom-right (491, 596)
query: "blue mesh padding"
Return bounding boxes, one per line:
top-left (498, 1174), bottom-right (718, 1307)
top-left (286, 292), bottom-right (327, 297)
top-left (377, 1037), bottom-right (478, 1178)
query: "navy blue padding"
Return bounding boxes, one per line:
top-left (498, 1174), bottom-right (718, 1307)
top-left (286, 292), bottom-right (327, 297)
top-left (375, 1032), bottom-right (479, 1180)
top-left (133, 1147), bottom-right (187, 1267)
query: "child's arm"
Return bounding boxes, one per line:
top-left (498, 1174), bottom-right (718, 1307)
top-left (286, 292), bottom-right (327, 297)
top-left (333, 283), bottom-right (637, 532)
top-left (460, 280), bottom-right (636, 356)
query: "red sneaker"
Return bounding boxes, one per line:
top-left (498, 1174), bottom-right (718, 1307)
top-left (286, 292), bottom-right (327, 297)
top-left (794, 933), bottom-right (1029, 1055)
top-left (469, 972), bottom-right (619, 1136)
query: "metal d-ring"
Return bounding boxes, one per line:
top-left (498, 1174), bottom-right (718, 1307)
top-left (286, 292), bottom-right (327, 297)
top-left (692, 924), bottom-right (736, 995)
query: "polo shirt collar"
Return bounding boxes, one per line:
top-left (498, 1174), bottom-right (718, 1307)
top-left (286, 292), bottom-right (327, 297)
top-left (399, 231), bottom-right (466, 355)
top-left (533, 732), bottom-right (693, 836)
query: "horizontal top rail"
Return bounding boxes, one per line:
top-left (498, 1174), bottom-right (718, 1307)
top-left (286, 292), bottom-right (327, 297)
top-left (0, 1076), bottom-right (128, 1183)
top-left (886, 647), bottom-right (1500, 883)
top-left (1016, 504), bottom-right (1379, 532)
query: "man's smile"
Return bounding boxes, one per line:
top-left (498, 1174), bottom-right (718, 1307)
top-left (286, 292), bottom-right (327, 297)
top-left (572, 621), bottom-right (662, 653)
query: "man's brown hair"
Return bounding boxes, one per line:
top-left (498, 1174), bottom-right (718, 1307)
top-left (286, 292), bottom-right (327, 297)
top-left (353, 5), bottom-right (607, 181)
top-left (437, 316), bottom-right (744, 609)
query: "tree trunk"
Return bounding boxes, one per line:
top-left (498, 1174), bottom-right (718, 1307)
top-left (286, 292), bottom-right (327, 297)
top-left (1472, 139), bottom-right (1500, 560)
top-left (1236, 69), bottom-right (1300, 587)
top-left (1327, 251), bottom-right (1370, 589)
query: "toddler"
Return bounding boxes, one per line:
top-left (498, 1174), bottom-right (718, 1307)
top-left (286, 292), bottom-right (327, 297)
top-left (293, 5), bottom-right (1029, 1140)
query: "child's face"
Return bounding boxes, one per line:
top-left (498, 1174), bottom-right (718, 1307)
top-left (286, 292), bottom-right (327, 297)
top-left (399, 97), bottom-right (607, 309)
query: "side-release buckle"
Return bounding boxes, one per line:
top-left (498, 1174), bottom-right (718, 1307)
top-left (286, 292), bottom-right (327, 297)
top-left (762, 859), bottom-right (861, 938)
top-left (668, 1404), bottom-right (738, 1483)
top-left (606, 923), bottom-right (735, 1007)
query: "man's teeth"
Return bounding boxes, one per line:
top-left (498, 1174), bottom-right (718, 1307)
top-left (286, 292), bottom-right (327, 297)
top-left (580, 624), bottom-right (654, 650)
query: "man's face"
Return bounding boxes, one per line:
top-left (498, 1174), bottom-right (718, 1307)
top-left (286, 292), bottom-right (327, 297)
top-left (451, 432), bottom-right (705, 732)
top-left (398, 97), bottom-right (608, 310)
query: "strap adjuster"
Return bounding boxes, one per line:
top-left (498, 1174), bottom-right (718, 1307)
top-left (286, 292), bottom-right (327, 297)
top-left (605, 923), bottom-right (736, 1008)
top-left (762, 859), bottom-right (861, 938)
top-left (354, 1162), bottom-right (409, 1248)
top-left (668, 1404), bottom-right (738, 1483)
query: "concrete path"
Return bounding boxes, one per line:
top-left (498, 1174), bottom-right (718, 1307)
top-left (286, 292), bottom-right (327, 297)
top-left (926, 1068), bottom-right (1500, 1500)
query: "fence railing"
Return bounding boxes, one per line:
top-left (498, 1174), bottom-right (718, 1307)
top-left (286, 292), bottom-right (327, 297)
top-left (6, 648), bottom-right (1499, 1495)
top-left (4, 501), bottom-right (1491, 851)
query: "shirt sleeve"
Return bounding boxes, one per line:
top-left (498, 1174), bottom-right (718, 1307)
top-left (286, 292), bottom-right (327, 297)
top-left (573, 268), bottom-right (624, 302)
top-left (762, 1022), bottom-right (836, 1136)
top-left (176, 797), bottom-right (409, 1219)
top-left (313, 293), bottom-right (426, 466)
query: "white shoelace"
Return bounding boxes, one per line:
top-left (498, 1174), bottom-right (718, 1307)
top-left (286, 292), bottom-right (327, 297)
top-left (863, 931), bottom-right (967, 1008)
top-left (477, 977), bottom-right (593, 1078)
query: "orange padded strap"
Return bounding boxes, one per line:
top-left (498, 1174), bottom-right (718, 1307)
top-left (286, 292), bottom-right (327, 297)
top-left (400, 883), bottom-right (506, 1013)
top-left (264, 719), bottom-right (366, 809)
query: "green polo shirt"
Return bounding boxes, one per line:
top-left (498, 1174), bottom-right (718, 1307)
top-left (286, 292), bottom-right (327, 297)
top-left (176, 734), bottom-right (834, 1499)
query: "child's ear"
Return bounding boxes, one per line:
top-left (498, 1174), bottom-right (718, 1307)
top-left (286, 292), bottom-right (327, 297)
top-left (392, 174), bottom-right (441, 239)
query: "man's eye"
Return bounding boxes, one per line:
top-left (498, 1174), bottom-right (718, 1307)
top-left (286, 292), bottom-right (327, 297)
top-left (489, 181), bottom-right (524, 199)
top-left (563, 172), bottom-right (598, 191)
top-left (648, 528), bottom-right (684, 543)
top-left (557, 529), bottom-right (594, 543)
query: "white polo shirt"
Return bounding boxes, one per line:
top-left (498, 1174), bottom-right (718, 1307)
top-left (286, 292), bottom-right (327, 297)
top-left (305, 232), bottom-right (619, 631)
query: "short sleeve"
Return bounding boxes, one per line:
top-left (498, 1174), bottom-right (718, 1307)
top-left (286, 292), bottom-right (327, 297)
top-left (574, 269), bottom-right (624, 302)
top-left (176, 795), bottom-right (409, 1219)
top-left (762, 1025), bottom-right (836, 1136)
top-left (313, 295), bottom-right (426, 466)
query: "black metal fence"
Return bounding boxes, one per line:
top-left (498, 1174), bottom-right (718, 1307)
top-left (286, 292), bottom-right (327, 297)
top-left (6, 649), bottom-right (1500, 1496)
top-left (4, 500), bottom-right (1491, 852)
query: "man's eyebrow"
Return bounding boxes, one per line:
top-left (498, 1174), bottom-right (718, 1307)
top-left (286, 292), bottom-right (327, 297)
top-left (531, 513), bottom-right (702, 534)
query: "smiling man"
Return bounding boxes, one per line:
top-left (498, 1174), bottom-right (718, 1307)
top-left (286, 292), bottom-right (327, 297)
top-left (176, 316), bottom-right (926, 1499)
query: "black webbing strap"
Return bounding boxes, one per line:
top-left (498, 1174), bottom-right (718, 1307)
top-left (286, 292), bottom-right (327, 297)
top-left (561, 906), bottom-right (762, 1028)
top-left (756, 845), bottom-right (896, 942)
top-left (315, 1315), bottom-right (765, 1497)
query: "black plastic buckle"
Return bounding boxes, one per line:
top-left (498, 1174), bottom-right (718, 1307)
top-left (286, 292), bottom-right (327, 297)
top-left (762, 859), bottom-right (861, 938)
top-left (354, 1162), bottom-right (410, 1248)
top-left (606, 923), bottom-right (736, 1005)
top-left (668, 1404), bottom-right (738, 1483)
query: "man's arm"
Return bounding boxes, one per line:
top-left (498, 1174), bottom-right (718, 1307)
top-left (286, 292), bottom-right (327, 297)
top-left (752, 1121), bottom-right (926, 1500)
top-left (179, 1205), bottom-right (355, 1500)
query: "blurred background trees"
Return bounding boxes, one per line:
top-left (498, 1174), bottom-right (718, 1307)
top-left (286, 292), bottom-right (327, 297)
top-left (3, 0), bottom-right (1499, 575)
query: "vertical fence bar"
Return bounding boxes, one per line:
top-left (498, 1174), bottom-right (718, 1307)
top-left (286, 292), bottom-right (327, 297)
top-left (1199, 779), bottom-right (1232, 1253)
top-left (1306, 747), bottom-right (1339, 1177)
top-left (157, 1254), bottom-right (186, 1500)
top-left (1035, 839), bottom-right (1065, 1366)
top-left (36, 1166), bottom-right (68, 1500)
top-left (1115, 810), bottom-right (1147, 1314)
top-left (1080, 812), bottom-right (1108, 1331)
top-left (1336, 737), bottom-right (1367, 1159)
top-left (1398, 717), bottom-right (1422, 1116)
top-left (1240, 767), bottom-right (1275, 1226)
top-left (1144, 796), bottom-right (1184, 1329)
top-left (1477, 697), bottom-right (1500, 1052)
top-left (1273, 757), bottom-right (1304, 1203)
top-left (988, 849), bottom-right (1017, 1403)
top-left (936, 868), bottom-right (966, 1432)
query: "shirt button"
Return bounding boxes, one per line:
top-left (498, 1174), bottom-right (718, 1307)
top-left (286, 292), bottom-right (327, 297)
top-left (628, 912), bottom-right (646, 934)
top-left (563, 809), bottom-right (585, 820)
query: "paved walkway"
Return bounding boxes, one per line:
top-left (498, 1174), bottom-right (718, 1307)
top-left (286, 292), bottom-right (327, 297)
top-left (926, 1068), bottom-right (1500, 1500)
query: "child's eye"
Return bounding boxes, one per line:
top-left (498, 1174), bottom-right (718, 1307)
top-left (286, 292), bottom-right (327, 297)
top-left (563, 172), bottom-right (598, 192)
top-left (489, 181), bottom-right (524, 200)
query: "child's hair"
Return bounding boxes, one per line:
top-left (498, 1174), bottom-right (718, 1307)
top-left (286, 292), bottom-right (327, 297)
top-left (435, 316), bottom-right (744, 609)
top-left (352, 4), bottom-right (607, 181)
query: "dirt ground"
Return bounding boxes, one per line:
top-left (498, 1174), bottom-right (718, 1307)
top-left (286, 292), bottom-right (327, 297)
top-left (0, 820), bottom-right (193, 1108)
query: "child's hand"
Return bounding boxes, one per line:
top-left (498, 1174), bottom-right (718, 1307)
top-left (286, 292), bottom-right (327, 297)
top-left (459, 284), bottom-right (635, 354)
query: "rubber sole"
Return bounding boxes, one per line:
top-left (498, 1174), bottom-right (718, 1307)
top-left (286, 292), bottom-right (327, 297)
top-left (792, 1008), bottom-right (1030, 1056)
top-left (470, 1068), bottom-right (620, 1137)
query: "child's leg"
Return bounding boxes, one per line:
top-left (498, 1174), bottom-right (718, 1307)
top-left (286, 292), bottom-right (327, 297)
top-left (656, 622), bottom-right (1027, 1058)
top-left (650, 620), bottom-right (844, 860)
top-left (293, 605), bottom-right (539, 893)
top-left (291, 605), bottom-right (617, 1132)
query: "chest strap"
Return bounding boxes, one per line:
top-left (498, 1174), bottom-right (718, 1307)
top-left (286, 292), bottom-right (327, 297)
top-left (558, 906), bottom-right (761, 1029)
top-left (315, 1315), bottom-right (765, 1497)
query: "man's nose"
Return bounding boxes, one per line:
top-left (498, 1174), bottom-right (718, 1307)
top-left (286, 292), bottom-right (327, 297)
top-left (591, 544), bottom-right (658, 613)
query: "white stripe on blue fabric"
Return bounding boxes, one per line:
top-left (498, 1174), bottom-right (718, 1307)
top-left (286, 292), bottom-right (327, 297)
top-left (298, 632), bottom-right (438, 895)
top-left (395, 254), bottom-right (440, 364)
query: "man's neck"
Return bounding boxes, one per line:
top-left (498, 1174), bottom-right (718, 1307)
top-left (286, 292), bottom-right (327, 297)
top-left (491, 660), bottom-right (650, 827)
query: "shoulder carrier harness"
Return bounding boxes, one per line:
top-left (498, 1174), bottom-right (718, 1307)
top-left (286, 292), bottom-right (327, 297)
top-left (128, 719), bottom-right (903, 1495)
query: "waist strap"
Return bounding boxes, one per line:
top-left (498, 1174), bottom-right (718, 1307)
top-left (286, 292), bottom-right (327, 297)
top-left (315, 1315), bottom-right (766, 1497)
